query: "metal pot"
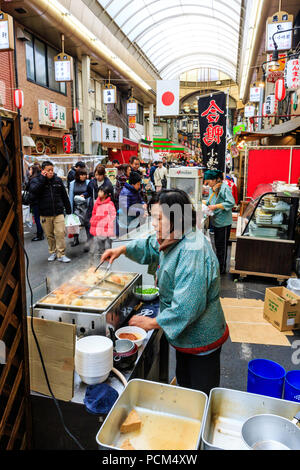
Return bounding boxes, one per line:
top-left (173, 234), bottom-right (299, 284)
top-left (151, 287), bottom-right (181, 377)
top-left (241, 412), bottom-right (300, 450)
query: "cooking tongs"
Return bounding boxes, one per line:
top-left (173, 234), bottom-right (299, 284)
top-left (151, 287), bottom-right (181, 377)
top-left (94, 260), bottom-right (113, 286)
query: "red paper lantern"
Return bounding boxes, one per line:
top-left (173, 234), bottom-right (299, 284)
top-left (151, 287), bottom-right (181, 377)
top-left (275, 78), bottom-right (286, 102)
top-left (63, 134), bottom-right (74, 154)
top-left (73, 108), bottom-right (80, 124)
top-left (13, 89), bottom-right (24, 109)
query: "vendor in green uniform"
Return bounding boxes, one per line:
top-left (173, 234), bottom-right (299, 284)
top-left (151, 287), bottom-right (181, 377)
top-left (101, 189), bottom-right (229, 395)
top-left (204, 170), bottom-right (235, 274)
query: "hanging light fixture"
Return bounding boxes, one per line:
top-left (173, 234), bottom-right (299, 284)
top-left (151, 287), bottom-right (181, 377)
top-left (275, 78), bottom-right (286, 101)
top-left (13, 89), bottom-right (24, 109)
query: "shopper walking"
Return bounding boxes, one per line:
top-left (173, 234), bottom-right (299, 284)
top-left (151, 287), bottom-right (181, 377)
top-left (67, 161), bottom-right (86, 190)
top-left (29, 160), bottom-right (72, 263)
top-left (68, 168), bottom-right (90, 247)
top-left (204, 169), bottom-right (235, 274)
top-left (90, 186), bottom-right (116, 258)
top-left (114, 164), bottom-right (131, 210)
top-left (154, 160), bottom-right (168, 192)
top-left (118, 171), bottom-right (146, 234)
top-left (26, 163), bottom-right (44, 241)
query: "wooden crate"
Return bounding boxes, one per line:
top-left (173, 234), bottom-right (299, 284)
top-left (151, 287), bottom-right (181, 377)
top-left (0, 112), bottom-right (32, 449)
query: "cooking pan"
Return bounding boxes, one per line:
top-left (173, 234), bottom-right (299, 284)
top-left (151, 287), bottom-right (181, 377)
top-left (241, 411), bottom-right (300, 450)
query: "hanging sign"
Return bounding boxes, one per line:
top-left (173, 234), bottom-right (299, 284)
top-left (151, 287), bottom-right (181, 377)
top-left (244, 105), bottom-right (256, 118)
top-left (284, 58), bottom-right (300, 91)
top-left (275, 78), bottom-right (286, 101)
top-left (266, 11), bottom-right (293, 52)
top-left (265, 94), bottom-right (277, 115)
top-left (193, 119), bottom-right (199, 130)
top-left (249, 87), bottom-right (261, 103)
top-left (54, 53), bottom-right (73, 82)
top-left (128, 115), bottom-right (136, 128)
top-left (127, 98), bottom-right (137, 115)
top-left (266, 53), bottom-right (287, 82)
top-left (198, 92), bottom-right (226, 171)
top-left (103, 84), bottom-right (116, 104)
top-left (0, 12), bottom-right (14, 51)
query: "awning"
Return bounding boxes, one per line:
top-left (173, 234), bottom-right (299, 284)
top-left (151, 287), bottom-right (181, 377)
top-left (23, 135), bottom-right (36, 147)
top-left (236, 116), bottom-right (300, 142)
top-left (153, 138), bottom-right (187, 153)
top-left (123, 138), bottom-right (139, 148)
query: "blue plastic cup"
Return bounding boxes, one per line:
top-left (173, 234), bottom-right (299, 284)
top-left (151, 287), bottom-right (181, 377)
top-left (247, 359), bottom-right (286, 399)
top-left (284, 370), bottom-right (300, 403)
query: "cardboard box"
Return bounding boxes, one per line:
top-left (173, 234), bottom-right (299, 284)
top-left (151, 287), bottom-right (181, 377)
top-left (263, 287), bottom-right (300, 332)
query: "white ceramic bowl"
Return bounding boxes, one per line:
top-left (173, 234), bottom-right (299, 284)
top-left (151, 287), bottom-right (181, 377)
top-left (133, 285), bottom-right (159, 302)
top-left (79, 372), bottom-right (110, 385)
top-left (76, 335), bottom-right (113, 354)
top-left (115, 326), bottom-right (147, 348)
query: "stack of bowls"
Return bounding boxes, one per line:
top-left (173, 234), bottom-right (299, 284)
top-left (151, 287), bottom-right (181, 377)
top-left (75, 336), bottom-right (113, 385)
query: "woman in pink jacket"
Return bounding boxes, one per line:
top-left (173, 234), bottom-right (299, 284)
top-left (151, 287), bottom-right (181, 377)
top-left (89, 187), bottom-right (116, 257)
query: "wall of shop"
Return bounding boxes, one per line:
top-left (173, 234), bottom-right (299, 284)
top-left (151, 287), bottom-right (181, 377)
top-left (0, 50), bottom-right (15, 111)
top-left (15, 22), bottom-right (73, 155)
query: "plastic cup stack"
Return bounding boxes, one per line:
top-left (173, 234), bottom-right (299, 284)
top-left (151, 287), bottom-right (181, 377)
top-left (75, 336), bottom-right (113, 385)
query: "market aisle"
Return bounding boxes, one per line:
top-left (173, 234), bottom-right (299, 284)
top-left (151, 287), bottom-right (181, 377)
top-left (24, 227), bottom-right (300, 394)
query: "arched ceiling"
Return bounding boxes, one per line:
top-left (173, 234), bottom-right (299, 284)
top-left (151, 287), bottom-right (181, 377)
top-left (97, 0), bottom-right (243, 81)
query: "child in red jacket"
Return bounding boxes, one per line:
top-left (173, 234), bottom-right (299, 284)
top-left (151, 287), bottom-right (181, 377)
top-left (89, 187), bottom-right (116, 257)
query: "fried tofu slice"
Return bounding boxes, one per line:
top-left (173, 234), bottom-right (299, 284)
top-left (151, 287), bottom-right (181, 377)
top-left (120, 409), bottom-right (142, 434)
top-left (120, 439), bottom-right (135, 450)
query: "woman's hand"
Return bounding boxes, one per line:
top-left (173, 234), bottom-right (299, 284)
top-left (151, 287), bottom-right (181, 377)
top-left (100, 245), bottom-right (126, 264)
top-left (128, 315), bottom-right (160, 331)
top-left (208, 205), bottom-right (217, 211)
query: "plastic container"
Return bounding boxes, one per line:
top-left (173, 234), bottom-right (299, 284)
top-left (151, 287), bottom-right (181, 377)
top-left (247, 359), bottom-right (286, 399)
top-left (284, 370), bottom-right (300, 403)
top-left (287, 278), bottom-right (300, 297)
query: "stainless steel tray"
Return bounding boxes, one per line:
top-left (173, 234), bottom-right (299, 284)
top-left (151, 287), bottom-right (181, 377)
top-left (201, 388), bottom-right (300, 450)
top-left (34, 271), bottom-right (139, 313)
top-left (96, 379), bottom-right (208, 451)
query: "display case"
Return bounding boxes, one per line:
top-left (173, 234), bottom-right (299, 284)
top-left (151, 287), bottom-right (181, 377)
top-left (231, 192), bottom-right (300, 280)
top-left (167, 167), bottom-right (203, 206)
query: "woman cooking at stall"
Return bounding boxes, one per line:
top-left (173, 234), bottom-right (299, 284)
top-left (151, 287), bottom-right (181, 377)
top-left (203, 170), bottom-right (235, 274)
top-left (101, 189), bottom-right (229, 395)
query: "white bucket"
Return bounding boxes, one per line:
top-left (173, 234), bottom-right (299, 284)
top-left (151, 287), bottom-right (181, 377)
top-left (287, 278), bottom-right (300, 297)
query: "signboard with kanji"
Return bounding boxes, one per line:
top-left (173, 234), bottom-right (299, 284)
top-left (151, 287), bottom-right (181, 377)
top-left (0, 12), bottom-right (14, 51)
top-left (198, 93), bottom-right (226, 171)
top-left (127, 99), bottom-right (137, 115)
top-left (129, 115), bottom-right (136, 128)
top-left (103, 85), bottom-right (116, 104)
top-left (54, 53), bottom-right (73, 82)
top-left (266, 53), bottom-right (287, 82)
top-left (285, 58), bottom-right (300, 91)
top-left (266, 11), bottom-right (293, 52)
top-left (38, 100), bottom-right (66, 129)
top-left (249, 87), bottom-right (261, 103)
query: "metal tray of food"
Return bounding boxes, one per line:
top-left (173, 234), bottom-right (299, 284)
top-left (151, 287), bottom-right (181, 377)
top-left (34, 270), bottom-right (140, 313)
top-left (201, 388), bottom-right (300, 450)
top-left (96, 379), bottom-right (208, 451)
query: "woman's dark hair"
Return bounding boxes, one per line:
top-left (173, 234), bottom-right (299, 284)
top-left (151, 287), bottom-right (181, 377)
top-left (30, 163), bottom-right (41, 179)
top-left (98, 185), bottom-right (111, 198)
top-left (117, 164), bottom-right (130, 176)
top-left (94, 164), bottom-right (106, 176)
top-left (75, 168), bottom-right (88, 181)
top-left (89, 171), bottom-right (94, 179)
top-left (158, 189), bottom-right (197, 234)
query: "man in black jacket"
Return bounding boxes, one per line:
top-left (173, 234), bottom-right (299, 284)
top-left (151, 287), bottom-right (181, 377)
top-left (30, 160), bottom-right (72, 263)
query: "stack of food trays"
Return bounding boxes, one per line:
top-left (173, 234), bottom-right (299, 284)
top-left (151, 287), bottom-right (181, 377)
top-left (38, 267), bottom-right (135, 311)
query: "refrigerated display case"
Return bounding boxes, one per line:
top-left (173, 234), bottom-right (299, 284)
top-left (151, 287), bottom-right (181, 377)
top-left (167, 167), bottom-right (203, 206)
top-left (231, 192), bottom-right (300, 280)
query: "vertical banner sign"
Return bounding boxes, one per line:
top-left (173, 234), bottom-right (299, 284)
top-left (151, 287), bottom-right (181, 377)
top-left (54, 53), bottom-right (73, 82)
top-left (198, 92), bottom-right (226, 171)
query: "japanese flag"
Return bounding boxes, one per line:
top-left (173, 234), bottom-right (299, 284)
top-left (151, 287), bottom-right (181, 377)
top-left (156, 80), bottom-right (179, 117)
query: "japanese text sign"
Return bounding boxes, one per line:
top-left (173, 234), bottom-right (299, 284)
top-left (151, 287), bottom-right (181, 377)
top-left (198, 93), bottom-right (226, 171)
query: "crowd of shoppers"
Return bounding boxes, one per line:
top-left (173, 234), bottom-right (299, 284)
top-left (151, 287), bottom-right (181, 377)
top-left (23, 155), bottom-right (235, 275)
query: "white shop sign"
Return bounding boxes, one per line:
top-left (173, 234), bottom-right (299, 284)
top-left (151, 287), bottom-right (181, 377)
top-left (0, 19), bottom-right (9, 49)
top-left (38, 100), bottom-right (66, 129)
top-left (266, 21), bottom-right (293, 51)
top-left (244, 106), bottom-right (256, 118)
top-left (250, 87), bottom-right (261, 103)
top-left (54, 54), bottom-right (73, 82)
top-left (91, 121), bottom-right (123, 144)
top-left (103, 87), bottom-right (116, 104)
